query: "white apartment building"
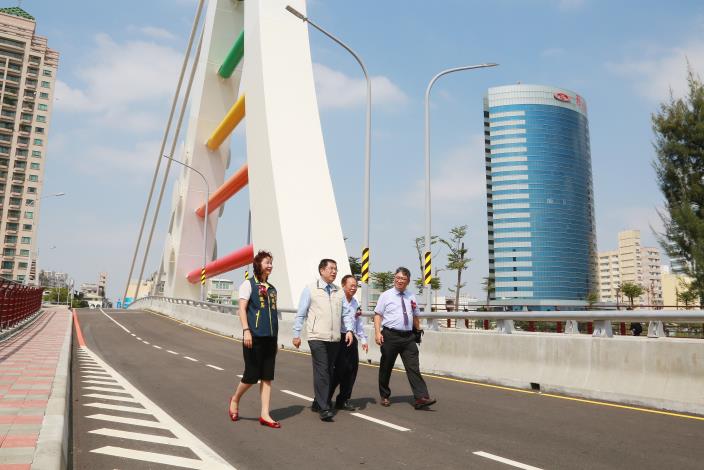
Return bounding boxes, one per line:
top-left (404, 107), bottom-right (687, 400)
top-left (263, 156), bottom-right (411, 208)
top-left (598, 230), bottom-right (663, 306)
top-left (0, 7), bottom-right (58, 283)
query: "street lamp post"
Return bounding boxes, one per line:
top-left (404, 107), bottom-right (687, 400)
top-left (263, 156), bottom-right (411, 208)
top-left (285, 5), bottom-right (373, 315)
top-left (162, 155), bottom-right (209, 302)
top-left (27, 192), bottom-right (66, 285)
top-left (423, 63), bottom-right (497, 312)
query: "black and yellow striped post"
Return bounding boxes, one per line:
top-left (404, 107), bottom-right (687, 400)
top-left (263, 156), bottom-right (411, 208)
top-left (361, 248), bottom-right (370, 284)
top-left (200, 268), bottom-right (206, 286)
top-left (245, 269), bottom-right (250, 280)
top-left (423, 251), bottom-right (432, 285)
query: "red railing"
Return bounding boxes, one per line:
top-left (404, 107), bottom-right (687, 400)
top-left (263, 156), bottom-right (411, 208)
top-left (0, 278), bottom-right (44, 329)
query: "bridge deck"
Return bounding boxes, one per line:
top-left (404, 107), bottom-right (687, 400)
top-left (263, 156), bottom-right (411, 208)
top-left (71, 308), bottom-right (704, 470)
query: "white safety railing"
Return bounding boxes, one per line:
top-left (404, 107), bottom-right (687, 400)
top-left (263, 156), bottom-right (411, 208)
top-left (127, 296), bottom-right (704, 338)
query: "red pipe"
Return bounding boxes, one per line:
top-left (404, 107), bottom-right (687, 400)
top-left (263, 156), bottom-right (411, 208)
top-left (195, 164), bottom-right (248, 218)
top-left (186, 244), bottom-right (254, 283)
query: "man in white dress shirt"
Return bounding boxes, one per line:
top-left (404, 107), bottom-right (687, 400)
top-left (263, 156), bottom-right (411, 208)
top-left (328, 275), bottom-right (368, 411)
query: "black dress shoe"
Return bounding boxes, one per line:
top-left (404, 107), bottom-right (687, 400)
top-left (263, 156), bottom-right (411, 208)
top-left (311, 401), bottom-right (320, 412)
top-left (320, 409), bottom-right (335, 421)
top-left (335, 400), bottom-right (356, 411)
top-left (414, 396), bottom-right (437, 409)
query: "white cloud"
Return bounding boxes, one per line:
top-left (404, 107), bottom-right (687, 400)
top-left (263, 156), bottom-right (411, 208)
top-left (62, 139), bottom-right (162, 178)
top-left (405, 134), bottom-right (487, 216)
top-left (55, 33), bottom-right (182, 112)
top-left (607, 39), bottom-right (704, 101)
top-left (312, 62), bottom-right (408, 110)
top-left (138, 26), bottom-right (176, 41)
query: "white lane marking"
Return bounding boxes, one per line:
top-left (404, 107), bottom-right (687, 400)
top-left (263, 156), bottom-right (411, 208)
top-left (81, 368), bottom-right (105, 372)
top-left (184, 356), bottom-right (198, 362)
top-left (206, 364), bottom-right (224, 371)
top-left (153, 345), bottom-right (162, 350)
top-left (91, 447), bottom-right (226, 470)
top-left (89, 428), bottom-right (186, 447)
top-left (350, 412), bottom-right (410, 432)
top-left (131, 333), bottom-right (136, 337)
top-left (83, 393), bottom-right (140, 403)
top-left (84, 403), bottom-right (152, 415)
top-left (143, 341), bottom-right (150, 345)
top-left (281, 390), bottom-right (314, 401)
top-left (137, 337), bottom-right (142, 340)
top-left (81, 348), bottom-right (233, 468)
top-left (82, 375), bottom-right (115, 380)
top-left (99, 308), bottom-right (131, 334)
top-left (167, 350), bottom-right (178, 355)
top-left (83, 380), bottom-right (125, 387)
top-left (236, 374), bottom-right (243, 378)
top-left (83, 386), bottom-right (133, 395)
top-left (86, 414), bottom-right (167, 429)
top-left (473, 451), bottom-right (543, 470)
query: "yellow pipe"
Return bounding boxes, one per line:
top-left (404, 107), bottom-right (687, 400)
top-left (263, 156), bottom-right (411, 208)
top-left (206, 94), bottom-right (245, 150)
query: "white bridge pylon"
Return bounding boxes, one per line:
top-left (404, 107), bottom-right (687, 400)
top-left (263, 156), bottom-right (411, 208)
top-left (161, 0), bottom-right (350, 308)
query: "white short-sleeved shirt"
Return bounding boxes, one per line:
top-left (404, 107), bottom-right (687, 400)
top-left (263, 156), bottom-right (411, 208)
top-left (374, 288), bottom-right (419, 331)
top-left (238, 280), bottom-right (252, 300)
top-left (239, 279), bottom-right (272, 300)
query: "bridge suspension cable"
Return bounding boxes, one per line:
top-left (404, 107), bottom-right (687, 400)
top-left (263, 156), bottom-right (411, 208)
top-left (122, 0), bottom-right (206, 304)
top-left (133, 27), bottom-right (205, 301)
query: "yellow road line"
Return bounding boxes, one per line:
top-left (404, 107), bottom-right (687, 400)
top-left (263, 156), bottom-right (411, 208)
top-left (138, 309), bottom-right (704, 422)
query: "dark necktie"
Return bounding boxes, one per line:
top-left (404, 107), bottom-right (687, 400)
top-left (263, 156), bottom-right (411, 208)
top-left (325, 284), bottom-right (331, 295)
top-left (399, 292), bottom-right (409, 327)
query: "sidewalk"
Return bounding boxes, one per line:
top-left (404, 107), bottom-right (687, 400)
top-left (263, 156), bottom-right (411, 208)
top-left (0, 307), bottom-right (72, 470)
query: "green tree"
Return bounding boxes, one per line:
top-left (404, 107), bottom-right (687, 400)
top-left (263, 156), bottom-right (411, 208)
top-left (441, 225), bottom-right (471, 309)
top-left (371, 271), bottom-right (394, 291)
top-left (45, 287), bottom-right (68, 303)
top-left (348, 256), bottom-right (362, 278)
top-left (676, 278), bottom-right (698, 308)
top-left (481, 276), bottom-right (495, 306)
top-left (586, 291), bottom-right (599, 309)
top-left (620, 282), bottom-right (644, 308)
top-left (414, 235), bottom-right (440, 294)
top-left (677, 286), bottom-right (698, 309)
top-left (653, 69), bottom-right (704, 307)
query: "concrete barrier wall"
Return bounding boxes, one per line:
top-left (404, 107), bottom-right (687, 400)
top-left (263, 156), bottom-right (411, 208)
top-left (132, 298), bottom-right (704, 415)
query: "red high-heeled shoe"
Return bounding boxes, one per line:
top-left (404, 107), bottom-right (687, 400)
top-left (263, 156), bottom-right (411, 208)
top-left (228, 398), bottom-right (239, 422)
top-left (259, 417), bottom-right (281, 428)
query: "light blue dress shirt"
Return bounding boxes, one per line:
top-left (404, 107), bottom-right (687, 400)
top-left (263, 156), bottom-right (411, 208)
top-left (293, 279), bottom-right (354, 338)
top-left (373, 288), bottom-right (419, 331)
top-left (340, 296), bottom-right (368, 344)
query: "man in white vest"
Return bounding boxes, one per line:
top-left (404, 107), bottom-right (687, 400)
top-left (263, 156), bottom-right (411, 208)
top-left (293, 259), bottom-right (354, 421)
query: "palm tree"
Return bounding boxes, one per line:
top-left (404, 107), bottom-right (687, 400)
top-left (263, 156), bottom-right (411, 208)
top-left (481, 276), bottom-right (495, 307)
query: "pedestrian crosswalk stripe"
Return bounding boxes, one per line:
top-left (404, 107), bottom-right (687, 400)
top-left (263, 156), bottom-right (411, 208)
top-left (91, 447), bottom-right (226, 470)
top-left (84, 403), bottom-right (152, 414)
top-left (83, 386), bottom-right (132, 395)
top-left (89, 428), bottom-right (187, 447)
top-left (83, 393), bottom-right (139, 403)
top-left (86, 414), bottom-right (168, 429)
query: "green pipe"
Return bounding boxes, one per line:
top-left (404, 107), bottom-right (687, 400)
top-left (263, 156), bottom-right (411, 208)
top-left (218, 31), bottom-right (244, 78)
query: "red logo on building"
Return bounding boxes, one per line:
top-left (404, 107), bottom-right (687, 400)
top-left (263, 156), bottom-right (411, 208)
top-left (553, 92), bottom-right (571, 103)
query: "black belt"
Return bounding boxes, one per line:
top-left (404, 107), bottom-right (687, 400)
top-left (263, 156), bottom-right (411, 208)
top-left (383, 326), bottom-right (413, 336)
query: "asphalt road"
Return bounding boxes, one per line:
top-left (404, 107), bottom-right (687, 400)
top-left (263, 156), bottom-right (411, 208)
top-left (70, 308), bottom-right (704, 470)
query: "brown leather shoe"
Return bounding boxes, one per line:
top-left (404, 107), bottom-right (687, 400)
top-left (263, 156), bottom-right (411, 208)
top-left (380, 397), bottom-right (391, 407)
top-left (414, 396), bottom-right (437, 409)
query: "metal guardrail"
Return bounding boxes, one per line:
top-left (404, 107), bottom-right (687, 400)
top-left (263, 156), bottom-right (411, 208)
top-left (0, 278), bottom-right (44, 330)
top-left (127, 296), bottom-right (704, 338)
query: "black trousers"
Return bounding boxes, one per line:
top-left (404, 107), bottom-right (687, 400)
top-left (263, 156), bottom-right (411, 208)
top-left (308, 340), bottom-right (340, 411)
top-left (378, 328), bottom-right (429, 400)
top-left (329, 336), bottom-right (359, 405)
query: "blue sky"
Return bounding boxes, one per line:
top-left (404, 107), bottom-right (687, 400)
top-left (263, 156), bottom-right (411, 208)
top-left (30, 0), bottom-right (704, 301)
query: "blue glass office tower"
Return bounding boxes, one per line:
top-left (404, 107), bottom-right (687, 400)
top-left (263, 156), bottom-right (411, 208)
top-left (484, 84), bottom-right (597, 305)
